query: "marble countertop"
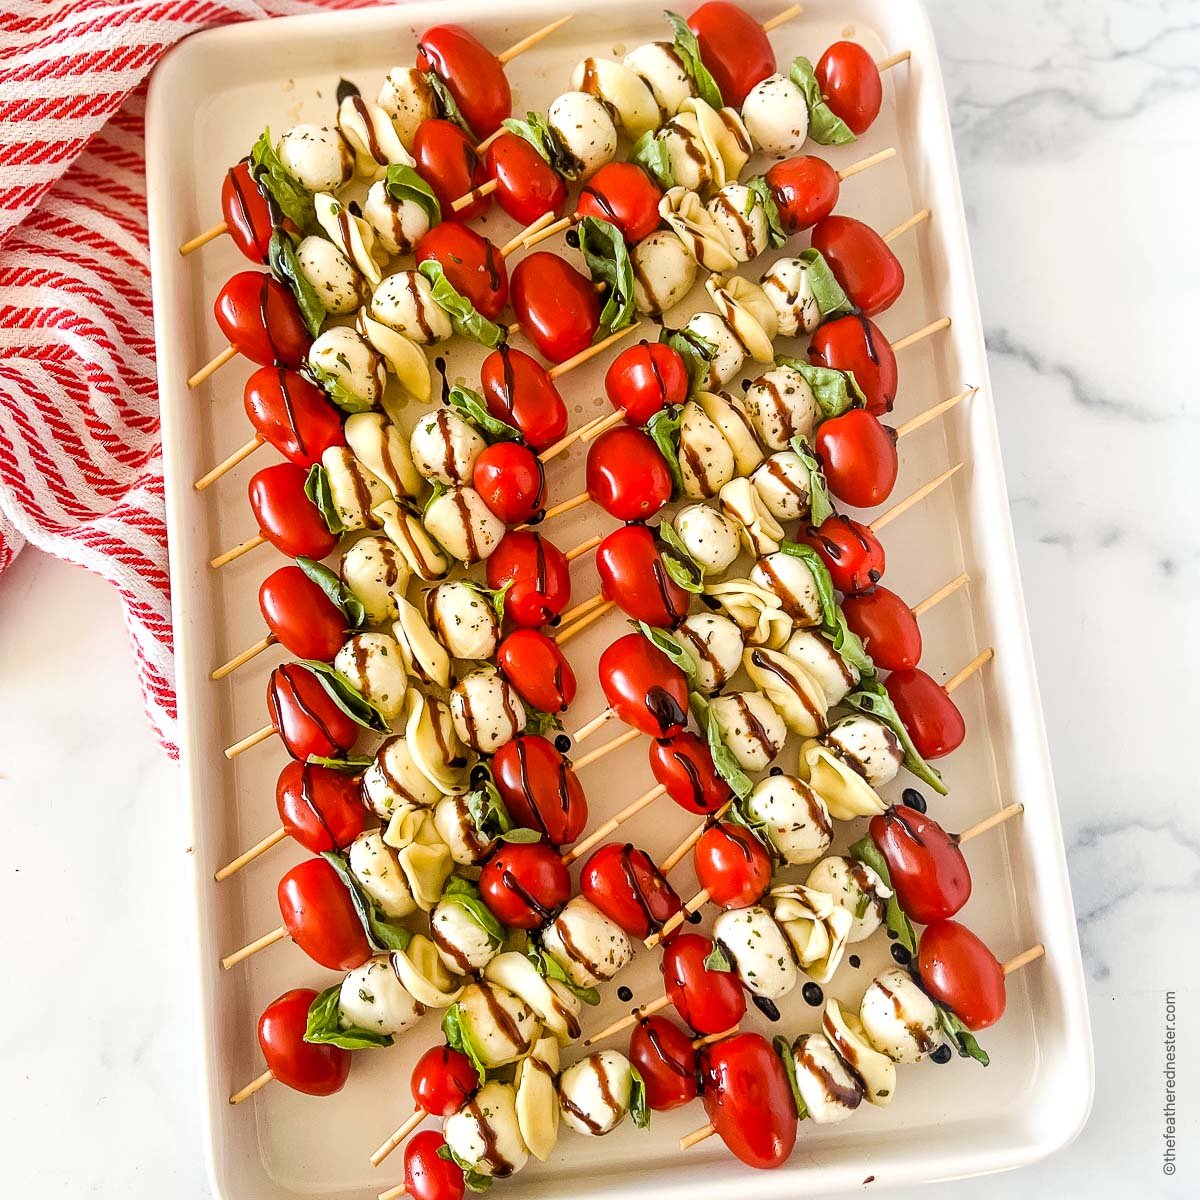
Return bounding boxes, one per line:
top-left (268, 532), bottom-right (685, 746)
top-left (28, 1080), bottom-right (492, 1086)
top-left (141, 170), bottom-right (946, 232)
top-left (1, 0), bottom-right (1195, 1194)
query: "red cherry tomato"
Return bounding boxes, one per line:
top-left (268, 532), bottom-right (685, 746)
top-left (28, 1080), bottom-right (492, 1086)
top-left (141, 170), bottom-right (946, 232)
top-left (214, 271), bottom-right (311, 368)
top-left (800, 513), bottom-right (885, 594)
top-left (403, 1131), bottom-right (466, 1200)
top-left (599, 633), bottom-right (690, 737)
top-left (917, 920), bottom-right (1006, 1030)
top-left (478, 840), bottom-right (571, 929)
top-left (479, 346), bottom-right (568, 451)
top-left (628, 1016), bottom-right (698, 1110)
top-left (663, 933), bottom-right (747, 1034)
top-left (411, 1046), bottom-right (478, 1117)
top-left (485, 132), bottom-right (568, 226)
top-left (648, 731), bottom-right (733, 814)
top-left (811, 215), bottom-right (905, 317)
top-left (604, 340), bottom-right (689, 425)
top-left (596, 524), bottom-right (691, 628)
top-left (815, 41), bottom-right (883, 136)
top-left (764, 155), bottom-right (840, 233)
top-left (248, 462), bottom-right (338, 560)
top-left (809, 313), bottom-right (898, 416)
top-left (699, 1033), bottom-right (798, 1169)
top-left (413, 120), bottom-right (491, 222)
top-left (258, 565), bottom-right (346, 661)
top-left (575, 162), bottom-right (663, 243)
top-left (491, 735), bottom-right (588, 847)
top-left (277, 856), bottom-right (372, 971)
top-left (695, 822), bottom-right (773, 908)
top-left (511, 252), bottom-right (601, 364)
top-left (814, 407), bottom-right (898, 508)
top-left (870, 805), bottom-right (971, 924)
top-left (243, 367), bottom-right (345, 468)
top-left (275, 761), bottom-right (369, 854)
top-left (473, 441), bottom-right (545, 525)
top-left (840, 585), bottom-right (921, 671)
top-left (257, 988), bottom-right (350, 1096)
top-left (415, 222), bottom-right (509, 320)
top-left (687, 2), bottom-right (775, 108)
top-left (221, 161), bottom-right (275, 263)
top-left (884, 667), bottom-right (966, 760)
top-left (580, 842), bottom-right (682, 940)
top-left (485, 530), bottom-right (571, 627)
top-left (416, 26), bottom-right (511, 138)
top-left (586, 426), bottom-right (674, 521)
top-left (496, 628), bottom-right (576, 714)
top-left (266, 663), bottom-right (360, 761)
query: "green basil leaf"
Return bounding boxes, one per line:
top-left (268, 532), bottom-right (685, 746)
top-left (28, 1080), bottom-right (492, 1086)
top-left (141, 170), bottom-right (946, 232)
top-left (657, 519), bottom-right (704, 585)
top-left (304, 983), bottom-right (394, 1049)
top-left (853, 889), bottom-right (871, 920)
top-left (788, 434), bottom-right (834, 526)
top-left (321, 849), bottom-right (415, 953)
top-left (746, 176), bottom-right (787, 248)
top-left (633, 621), bottom-right (697, 684)
top-left (658, 326), bottom-right (716, 401)
top-left (498, 828), bottom-right (544, 843)
top-left (726, 795), bottom-right (775, 855)
top-left (436, 1143), bottom-right (496, 1192)
top-left (662, 552), bottom-right (704, 595)
top-left (384, 163), bottom-right (441, 226)
top-left (630, 128), bottom-right (675, 189)
top-left (296, 555), bottom-right (366, 628)
top-left (690, 691), bottom-right (753, 800)
top-left (522, 703), bottom-right (564, 737)
top-left (303, 360), bottom-right (377, 414)
top-left (644, 404), bottom-right (685, 498)
top-left (843, 678), bottom-right (948, 796)
top-left (441, 1002), bottom-right (488, 1084)
top-left (424, 71), bottom-right (476, 141)
top-left (300, 658), bottom-right (389, 732)
top-left (441, 877), bottom-right (507, 949)
top-left (703, 939), bottom-right (732, 971)
top-left (935, 1002), bottom-right (990, 1067)
top-left (305, 754), bottom-right (373, 772)
top-left (268, 230), bottom-right (326, 337)
top-left (526, 943), bottom-right (601, 1005)
top-left (798, 247), bottom-right (855, 320)
top-left (249, 127), bottom-right (316, 233)
top-left (773, 1034), bottom-right (809, 1120)
top-left (664, 11), bottom-right (723, 108)
top-left (447, 385), bottom-right (522, 443)
top-left (457, 578), bottom-right (512, 624)
top-left (789, 56), bottom-right (856, 146)
top-left (303, 462), bottom-right (346, 536)
top-left (775, 356), bottom-right (867, 419)
top-left (576, 217), bottom-right (637, 336)
top-left (629, 1064), bottom-right (651, 1129)
top-left (501, 111), bottom-right (575, 176)
top-left (418, 260), bottom-right (506, 348)
top-left (465, 771), bottom-right (517, 841)
top-left (848, 835), bottom-right (918, 954)
top-left (828, 608), bottom-right (875, 678)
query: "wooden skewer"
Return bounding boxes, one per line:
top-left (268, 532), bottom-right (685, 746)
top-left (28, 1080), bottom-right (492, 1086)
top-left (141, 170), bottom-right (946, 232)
top-left (956, 802), bottom-right (1022, 844)
top-left (868, 462), bottom-right (962, 533)
top-left (498, 211), bottom-right (554, 258)
top-left (680, 1123), bottom-right (716, 1150)
top-left (558, 592), bottom-right (610, 626)
top-left (890, 316), bottom-right (951, 353)
top-left (451, 178), bottom-right (499, 212)
top-left (565, 534), bottom-right (602, 562)
top-left (379, 1185), bottom-right (408, 1200)
top-left (943, 646), bottom-right (993, 694)
top-left (496, 14), bottom-right (573, 64)
top-left (222, 924), bottom-right (287, 970)
top-left (229, 1068), bottom-right (274, 1104)
top-left (761, 4), bottom-right (804, 33)
top-left (1003, 944), bottom-right (1045, 975)
top-left (214, 827), bottom-right (288, 881)
top-left (371, 1106), bottom-right (426, 1167)
top-left (535, 490), bottom-right (590, 524)
top-left (660, 800), bottom-right (733, 874)
top-left (552, 600), bottom-right (616, 646)
top-left (894, 386), bottom-right (975, 439)
top-left (570, 706), bottom-right (616, 744)
top-left (909, 572), bottom-right (969, 618)
top-left (211, 634), bottom-right (276, 681)
top-left (224, 723), bottom-right (274, 760)
top-left (837, 146), bottom-right (897, 182)
top-left (571, 726), bottom-right (639, 770)
top-left (876, 49), bottom-right (913, 72)
top-left (646, 888), bottom-right (708, 948)
top-left (521, 213), bottom-right (574, 249)
top-left (539, 411), bottom-right (612, 462)
top-left (882, 207), bottom-right (931, 244)
top-left (210, 533), bottom-right (266, 570)
top-left (547, 323), bottom-right (640, 380)
top-left (180, 221), bottom-right (229, 256)
top-left (578, 409), bottom-right (624, 444)
top-left (188, 344), bottom-right (238, 389)
top-left (582, 993), bottom-right (671, 1047)
top-left (563, 784), bottom-right (668, 864)
top-left (692, 1027), bottom-right (737, 1049)
top-left (195, 436), bottom-right (264, 490)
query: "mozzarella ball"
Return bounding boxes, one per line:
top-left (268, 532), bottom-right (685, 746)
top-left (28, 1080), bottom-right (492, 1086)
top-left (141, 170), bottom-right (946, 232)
top-left (450, 667), bottom-right (526, 753)
top-left (425, 486), bottom-right (505, 565)
top-left (707, 690), bottom-right (787, 771)
top-left (860, 967), bottom-right (941, 1064)
top-left (677, 400), bottom-right (736, 500)
top-left (673, 612), bottom-right (744, 694)
top-left (752, 451), bottom-right (811, 522)
top-left (806, 856), bottom-right (889, 943)
top-left (760, 257), bottom-right (824, 338)
top-left (364, 179), bottom-right (432, 256)
top-left (345, 411), bottom-right (423, 501)
top-left (713, 905), bottom-right (798, 1000)
top-left (547, 91), bottom-right (618, 180)
top-left (631, 230), bottom-right (697, 315)
top-left (623, 41), bottom-right (696, 119)
top-left (444, 1081), bottom-right (529, 1178)
top-left (742, 74), bottom-right (810, 156)
top-left (337, 956), bottom-right (424, 1036)
top-left (341, 535), bottom-right (410, 625)
top-left (426, 580), bottom-right (501, 660)
top-left (751, 550), bottom-right (824, 625)
top-left (719, 477), bottom-right (784, 557)
top-left (431, 896), bottom-right (500, 975)
top-left (433, 793), bottom-right (495, 866)
top-left (791, 1033), bottom-right (864, 1123)
top-left (745, 775), bottom-right (833, 864)
top-left (371, 270), bottom-right (452, 344)
top-left (542, 897), bottom-right (633, 989)
top-left (742, 365), bottom-right (819, 450)
top-left (308, 325), bottom-right (386, 409)
top-left (783, 629), bottom-right (860, 706)
top-left (409, 409), bottom-right (486, 485)
top-left (456, 984), bottom-right (538, 1070)
top-left (334, 632), bottom-right (409, 724)
top-left (672, 504), bottom-right (740, 575)
top-left (364, 735), bottom-right (442, 816)
top-left (295, 236), bottom-right (363, 314)
top-left (277, 124), bottom-right (352, 193)
top-left (684, 312), bottom-right (744, 386)
top-left (348, 830), bottom-right (416, 919)
top-left (558, 1051), bottom-right (633, 1136)
top-left (706, 183), bottom-right (769, 264)
top-left (825, 715), bottom-right (903, 788)
top-left (377, 68), bottom-right (438, 149)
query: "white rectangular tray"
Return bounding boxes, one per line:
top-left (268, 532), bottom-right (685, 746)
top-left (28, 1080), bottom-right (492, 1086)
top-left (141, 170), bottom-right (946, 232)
top-left (146, 2), bottom-right (1094, 1197)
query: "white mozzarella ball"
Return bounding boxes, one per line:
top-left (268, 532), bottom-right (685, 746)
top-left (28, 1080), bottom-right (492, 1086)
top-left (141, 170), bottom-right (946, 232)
top-left (677, 400), bottom-right (736, 500)
top-left (684, 312), bottom-right (744, 386)
top-left (409, 409), bottom-right (486, 485)
top-left (334, 632), bottom-right (409, 724)
top-left (363, 735), bottom-right (442, 816)
top-left (348, 830), bottom-right (416, 919)
top-left (791, 1033), bottom-right (864, 1123)
top-left (431, 897), bottom-right (500, 975)
top-left (547, 92), bottom-right (618, 180)
top-left (623, 42), bottom-right (696, 119)
top-left (742, 365), bottom-right (819, 450)
top-left (673, 612), bottom-right (744, 695)
top-left (706, 183), bottom-right (769, 263)
top-left (277, 124), bottom-right (352, 193)
top-left (364, 179), bottom-right (432, 256)
top-left (825, 715), bottom-right (903, 788)
top-left (450, 668), bottom-right (526, 753)
top-left (425, 486), bottom-right (505, 565)
top-left (712, 905), bottom-right (798, 1000)
top-left (557, 1051), bottom-right (633, 1136)
top-left (542, 897), bottom-right (633, 989)
top-left (860, 967), bottom-right (941, 1064)
top-left (308, 325), bottom-right (385, 409)
top-left (377, 68), bottom-right (438, 149)
top-left (741, 74), bottom-right (810, 156)
top-left (295, 236), bottom-right (362, 314)
top-left (707, 690), bottom-right (787, 771)
top-left (631, 230), bottom-right (697, 315)
top-left (426, 580), bottom-right (501, 660)
top-left (751, 550), bottom-right (824, 625)
top-left (456, 985), bottom-right (538, 1070)
top-left (783, 629), bottom-right (860, 706)
top-left (805, 856), bottom-right (889, 943)
top-left (321, 445), bottom-right (388, 532)
top-left (341, 535), bottom-right (410, 625)
top-left (672, 504), bottom-right (741, 575)
top-left (338, 956), bottom-right (424, 1036)
top-left (752, 451), bottom-right (811, 522)
top-left (345, 411), bottom-right (423, 501)
top-left (444, 1081), bottom-right (529, 1178)
top-left (434, 793), bottom-right (496, 866)
top-left (760, 257), bottom-right (824, 337)
top-left (745, 774), bottom-right (833, 864)
top-left (371, 270), bottom-right (453, 344)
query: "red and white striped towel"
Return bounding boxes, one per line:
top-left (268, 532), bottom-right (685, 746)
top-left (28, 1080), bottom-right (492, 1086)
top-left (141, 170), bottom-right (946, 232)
top-left (0, 0), bottom-right (380, 757)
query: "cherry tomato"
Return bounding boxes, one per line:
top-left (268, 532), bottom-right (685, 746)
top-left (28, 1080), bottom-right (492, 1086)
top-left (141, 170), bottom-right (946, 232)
top-left (510, 252), bottom-right (601, 363)
top-left (258, 565), bottom-right (346, 661)
top-left (648, 731), bottom-right (733, 814)
top-left (403, 1131), bottom-right (466, 1200)
top-left (599, 633), bottom-right (690, 737)
top-left (411, 1046), bottom-right (478, 1117)
top-left (811, 215), bottom-right (905, 317)
top-left (870, 805), bottom-right (971, 924)
top-left (417, 26), bottom-right (511, 138)
top-left (581, 842), bottom-right (682, 940)
top-left (257, 988), bottom-right (350, 1096)
top-left (809, 313), bottom-right (898, 416)
top-left (604, 340), bottom-right (689, 425)
top-left (243, 367), bottom-right (345, 468)
top-left (266, 663), bottom-right (360, 761)
top-left (699, 1033), bottom-right (798, 1169)
top-left (586, 426), bottom-right (674, 521)
top-left (473, 441), bottom-right (545, 525)
top-left (480, 345), bottom-right (568, 451)
top-left (628, 1016), bottom-right (698, 1110)
top-left (884, 667), bottom-right (966, 760)
top-left (663, 933), bottom-right (747, 1035)
top-left (695, 822), bottom-right (773, 908)
top-left (486, 530), bottom-right (571, 627)
top-left (485, 132), bottom-right (568, 226)
top-left (415, 221), bottom-right (509, 320)
top-left (277, 856), bottom-right (372, 971)
top-left (815, 41), bottom-right (883, 136)
top-left (497, 628), bottom-right (576, 714)
top-left (221, 160), bottom-right (275, 263)
top-left (687, 2), bottom-right (775, 108)
top-left (764, 155), bottom-right (840, 233)
top-left (413, 120), bottom-right (491, 222)
top-left (248, 462), bottom-right (338, 560)
top-left (575, 162), bottom-right (663, 243)
top-left (800, 513), bottom-right (885, 594)
top-left (841, 585), bottom-right (921, 671)
top-left (275, 761), bottom-right (369, 854)
top-left (596, 524), bottom-right (691, 628)
top-left (814, 407), bottom-right (898, 509)
top-left (492, 735), bottom-right (588, 847)
top-left (214, 271), bottom-right (311, 368)
top-left (478, 840), bottom-right (571, 929)
top-left (917, 919), bottom-right (1006, 1031)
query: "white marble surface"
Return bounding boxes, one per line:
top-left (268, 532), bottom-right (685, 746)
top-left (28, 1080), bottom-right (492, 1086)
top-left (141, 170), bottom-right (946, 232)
top-left (1, 0), bottom-right (1197, 1194)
